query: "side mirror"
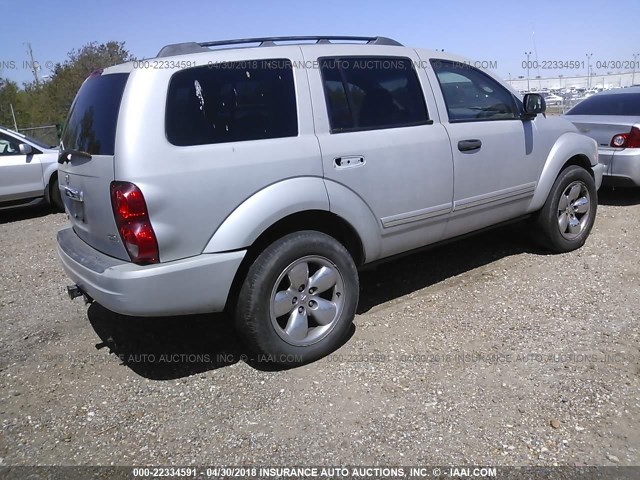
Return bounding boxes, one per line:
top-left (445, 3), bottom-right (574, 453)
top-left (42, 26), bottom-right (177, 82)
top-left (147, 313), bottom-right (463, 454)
top-left (522, 93), bottom-right (546, 119)
top-left (18, 143), bottom-right (33, 155)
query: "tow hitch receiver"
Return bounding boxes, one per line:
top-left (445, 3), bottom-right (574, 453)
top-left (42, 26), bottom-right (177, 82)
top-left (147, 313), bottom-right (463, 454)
top-left (67, 285), bottom-right (83, 299)
top-left (67, 285), bottom-right (93, 304)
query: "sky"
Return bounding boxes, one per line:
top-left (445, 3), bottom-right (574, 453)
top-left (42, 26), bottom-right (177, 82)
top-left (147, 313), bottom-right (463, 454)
top-left (1, 0), bottom-right (639, 86)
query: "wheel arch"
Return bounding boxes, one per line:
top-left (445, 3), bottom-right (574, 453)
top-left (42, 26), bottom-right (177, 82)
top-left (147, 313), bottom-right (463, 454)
top-left (202, 177), bottom-right (375, 312)
top-left (204, 177), bottom-right (381, 264)
top-left (248, 210), bottom-right (365, 266)
top-left (561, 154), bottom-right (593, 176)
top-left (528, 132), bottom-right (598, 212)
top-left (224, 209), bottom-right (366, 313)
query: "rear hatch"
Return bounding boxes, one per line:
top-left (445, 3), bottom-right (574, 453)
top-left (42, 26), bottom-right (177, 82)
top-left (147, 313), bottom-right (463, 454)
top-left (59, 71), bottom-right (130, 260)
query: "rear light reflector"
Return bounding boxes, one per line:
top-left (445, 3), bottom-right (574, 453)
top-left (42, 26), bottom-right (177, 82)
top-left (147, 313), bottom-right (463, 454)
top-left (610, 126), bottom-right (640, 148)
top-left (110, 182), bottom-right (159, 264)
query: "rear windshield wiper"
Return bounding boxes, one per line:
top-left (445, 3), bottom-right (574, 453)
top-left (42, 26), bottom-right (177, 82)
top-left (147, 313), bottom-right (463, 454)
top-left (58, 149), bottom-right (92, 164)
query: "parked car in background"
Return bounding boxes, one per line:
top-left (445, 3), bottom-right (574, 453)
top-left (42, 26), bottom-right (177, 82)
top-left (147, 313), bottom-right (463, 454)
top-left (543, 93), bottom-right (563, 106)
top-left (0, 126), bottom-right (63, 211)
top-left (57, 35), bottom-right (603, 365)
top-left (564, 87), bottom-right (640, 186)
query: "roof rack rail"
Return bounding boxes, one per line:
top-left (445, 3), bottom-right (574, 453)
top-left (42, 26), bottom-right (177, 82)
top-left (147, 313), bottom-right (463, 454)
top-left (156, 36), bottom-right (403, 58)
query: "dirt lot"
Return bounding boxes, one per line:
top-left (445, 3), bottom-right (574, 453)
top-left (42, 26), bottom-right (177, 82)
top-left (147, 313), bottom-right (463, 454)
top-left (1, 188), bottom-right (639, 467)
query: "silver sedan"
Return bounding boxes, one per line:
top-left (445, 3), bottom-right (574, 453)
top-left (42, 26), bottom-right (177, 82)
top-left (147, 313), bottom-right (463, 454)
top-left (564, 87), bottom-right (640, 187)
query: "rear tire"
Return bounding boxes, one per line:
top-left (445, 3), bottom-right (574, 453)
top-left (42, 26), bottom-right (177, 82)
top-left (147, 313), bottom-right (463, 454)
top-left (235, 231), bottom-right (359, 366)
top-left (50, 177), bottom-right (64, 212)
top-left (535, 165), bottom-right (597, 253)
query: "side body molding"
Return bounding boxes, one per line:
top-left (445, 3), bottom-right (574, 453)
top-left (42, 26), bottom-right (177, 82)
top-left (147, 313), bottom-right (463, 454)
top-left (203, 177), bottom-right (330, 254)
top-left (527, 132), bottom-right (598, 213)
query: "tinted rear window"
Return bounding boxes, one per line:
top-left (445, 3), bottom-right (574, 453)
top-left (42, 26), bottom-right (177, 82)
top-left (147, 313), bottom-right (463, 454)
top-left (566, 93), bottom-right (640, 116)
top-left (166, 59), bottom-right (297, 146)
top-left (61, 73), bottom-right (129, 155)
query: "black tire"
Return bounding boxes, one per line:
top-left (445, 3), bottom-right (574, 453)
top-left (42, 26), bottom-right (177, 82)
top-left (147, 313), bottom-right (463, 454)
top-left (50, 177), bottom-right (64, 212)
top-left (535, 165), bottom-right (597, 253)
top-left (235, 231), bottom-right (359, 366)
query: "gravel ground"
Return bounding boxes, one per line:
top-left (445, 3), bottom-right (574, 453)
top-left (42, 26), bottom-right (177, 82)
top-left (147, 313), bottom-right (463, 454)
top-left (1, 188), bottom-right (639, 467)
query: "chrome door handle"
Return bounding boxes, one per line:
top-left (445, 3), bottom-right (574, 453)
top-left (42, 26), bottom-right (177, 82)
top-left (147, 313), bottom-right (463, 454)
top-left (458, 139), bottom-right (482, 152)
top-left (334, 156), bottom-right (365, 169)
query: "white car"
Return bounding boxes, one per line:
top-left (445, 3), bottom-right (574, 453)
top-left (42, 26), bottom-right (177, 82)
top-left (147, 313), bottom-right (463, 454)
top-left (0, 126), bottom-right (62, 211)
top-left (544, 93), bottom-right (563, 106)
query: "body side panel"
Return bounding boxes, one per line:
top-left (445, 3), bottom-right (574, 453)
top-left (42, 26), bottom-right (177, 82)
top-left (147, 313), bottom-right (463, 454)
top-left (203, 177), bottom-right (330, 253)
top-left (300, 44), bottom-right (455, 260)
top-left (115, 46), bottom-right (319, 262)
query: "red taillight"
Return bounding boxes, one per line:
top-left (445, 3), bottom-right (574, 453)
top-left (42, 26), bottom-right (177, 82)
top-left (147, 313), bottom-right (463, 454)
top-left (610, 126), bottom-right (640, 148)
top-left (110, 182), bottom-right (159, 265)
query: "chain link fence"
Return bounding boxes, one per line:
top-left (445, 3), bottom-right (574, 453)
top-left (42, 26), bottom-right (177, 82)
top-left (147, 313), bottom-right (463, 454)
top-left (17, 125), bottom-right (60, 147)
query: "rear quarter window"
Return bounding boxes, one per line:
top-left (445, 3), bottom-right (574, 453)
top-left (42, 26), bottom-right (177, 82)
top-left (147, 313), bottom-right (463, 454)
top-left (166, 59), bottom-right (298, 146)
top-left (61, 73), bottom-right (129, 156)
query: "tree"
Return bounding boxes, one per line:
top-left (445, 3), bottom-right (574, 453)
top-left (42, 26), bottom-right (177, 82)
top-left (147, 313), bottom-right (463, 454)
top-left (0, 41), bottom-right (134, 132)
top-left (44, 41), bottom-right (134, 124)
top-left (0, 78), bottom-right (23, 128)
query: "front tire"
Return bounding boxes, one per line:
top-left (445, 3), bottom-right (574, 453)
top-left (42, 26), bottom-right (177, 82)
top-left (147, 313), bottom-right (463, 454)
top-left (536, 165), bottom-right (597, 253)
top-left (235, 231), bottom-right (359, 366)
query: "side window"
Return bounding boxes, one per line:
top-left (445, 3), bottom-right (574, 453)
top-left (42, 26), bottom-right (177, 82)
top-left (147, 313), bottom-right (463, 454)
top-left (320, 57), bottom-right (429, 133)
top-left (0, 133), bottom-right (20, 156)
top-left (431, 60), bottom-right (518, 122)
top-left (166, 59), bottom-right (297, 146)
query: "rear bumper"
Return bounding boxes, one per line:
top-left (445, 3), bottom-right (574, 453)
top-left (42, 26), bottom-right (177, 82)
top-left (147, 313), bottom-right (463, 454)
top-left (57, 227), bottom-right (245, 317)
top-left (598, 148), bottom-right (640, 187)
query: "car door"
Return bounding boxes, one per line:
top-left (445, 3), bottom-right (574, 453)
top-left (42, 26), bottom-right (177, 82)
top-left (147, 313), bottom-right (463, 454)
top-left (0, 132), bottom-right (44, 203)
top-left (304, 46), bottom-right (454, 260)
top-left (423, 58), bottom-right (541, 238)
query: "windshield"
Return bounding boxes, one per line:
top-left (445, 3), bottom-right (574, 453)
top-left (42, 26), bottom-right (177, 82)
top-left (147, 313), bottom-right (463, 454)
top-left (61, 72), bottom-right (129, 155)
top-left (566, 93), bottom-right (640, 116)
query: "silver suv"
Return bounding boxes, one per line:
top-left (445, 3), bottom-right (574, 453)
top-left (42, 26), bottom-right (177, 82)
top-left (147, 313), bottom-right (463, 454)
top-left (57, 36), bottom-right (603, 365)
